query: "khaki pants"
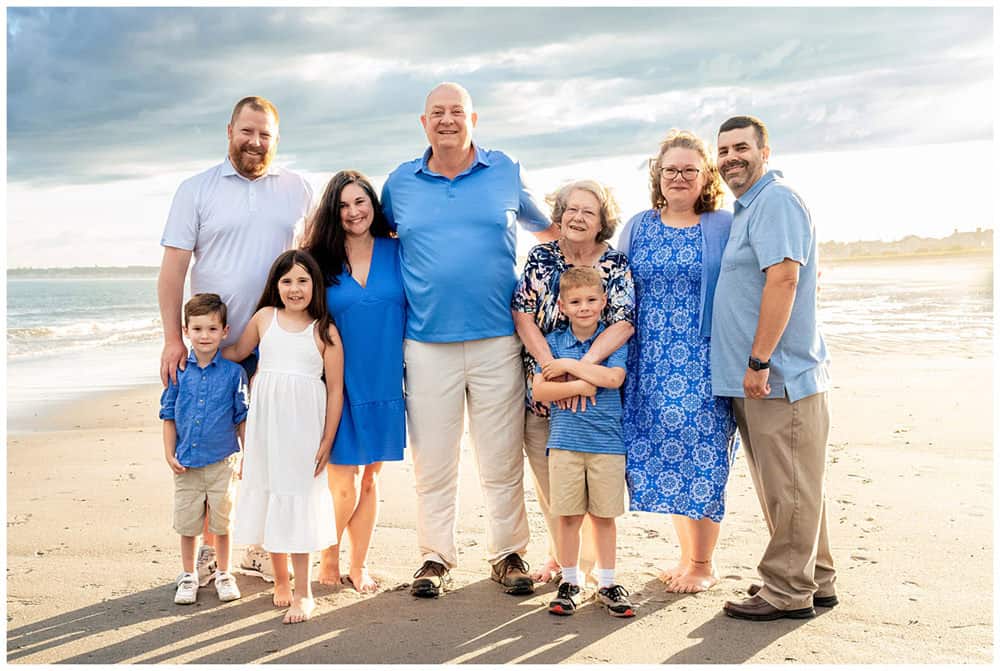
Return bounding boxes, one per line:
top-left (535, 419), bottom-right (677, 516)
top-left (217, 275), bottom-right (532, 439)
top-left (404, 336), bottom-right (530, 569)
top-left (732, 392), bottom-right (837, 610)
top-left (524, 411), bottom-right (599, 569)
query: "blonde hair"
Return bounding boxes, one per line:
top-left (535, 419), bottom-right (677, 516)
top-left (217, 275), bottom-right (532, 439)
top-left (649, 129), bottom-right (724, 213)
top-left (559, 266), bottom-right (604, 294)
top-left (546, 180), bottom-right (621, 243)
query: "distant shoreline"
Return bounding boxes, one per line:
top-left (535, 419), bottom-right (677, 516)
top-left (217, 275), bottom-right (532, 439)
top-left (822, 248), bottom-right (993, 264)
top-left (7, 247), bottom-right (993, 275)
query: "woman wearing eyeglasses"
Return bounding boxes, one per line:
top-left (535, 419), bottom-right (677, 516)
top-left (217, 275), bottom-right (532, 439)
top-left (618, 129), bottom-right (738, 593)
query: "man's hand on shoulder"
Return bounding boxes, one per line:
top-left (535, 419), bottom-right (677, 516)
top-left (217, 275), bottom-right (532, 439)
top-left (161, 340), bottom-right (188, 386)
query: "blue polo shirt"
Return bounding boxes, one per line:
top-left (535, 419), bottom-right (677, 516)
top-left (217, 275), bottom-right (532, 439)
top-left (159, 349), bottom-right (249, 468)
top-left (539, 324), bottom-right (628, 456)
top-left (710, 170), bottom-right (830, 402)
top-left (381, 145), bottom-right (551, 342)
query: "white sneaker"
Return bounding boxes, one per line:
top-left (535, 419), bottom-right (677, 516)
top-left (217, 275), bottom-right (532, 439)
top-left (238, 546), bottom-right (277, 583)
top-left (196, 545), bottom-right (218, 587)
top-left (214, 571), bottom-right (242, 602)
top-left (174, 572), bottom-right (198, 605)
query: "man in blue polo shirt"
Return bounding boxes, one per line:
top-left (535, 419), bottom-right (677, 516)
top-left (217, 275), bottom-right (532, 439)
top-left (711, 115), bottom-right (837, 621)
top-left (381, 82), bottom-right (558, 598)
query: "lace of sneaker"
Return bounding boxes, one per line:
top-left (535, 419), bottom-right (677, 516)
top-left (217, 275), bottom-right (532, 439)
top-left (413, 560), bottom-right (446, 579)
top-left (600, 584), bottom-right (631, 602)
top-left (175, 572), bottom-right (198, 603)
top-left (556, 582), bottom-right (579, 599)
top-left (501, 553), bottom-right (530, 576)
top-left (215, 572), bottom-right (241, 601)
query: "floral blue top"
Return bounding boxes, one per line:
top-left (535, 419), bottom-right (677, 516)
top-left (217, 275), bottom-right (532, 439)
top-left (512, 240), bottom-right (635, 417)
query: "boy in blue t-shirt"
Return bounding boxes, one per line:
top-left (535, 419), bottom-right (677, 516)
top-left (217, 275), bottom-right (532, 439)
top-left (532, 267), bottom-right (634, 618)
top-left (160, 293), bottom-right (248, 605)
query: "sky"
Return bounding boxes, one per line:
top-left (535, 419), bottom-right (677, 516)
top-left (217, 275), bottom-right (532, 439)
top-left (5, 5), bottom-right (995, 268)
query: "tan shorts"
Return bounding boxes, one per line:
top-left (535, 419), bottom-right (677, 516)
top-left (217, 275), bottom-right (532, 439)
top-left (173, 454), bottom-right (239, 536)
top-left (548, 449), bottom-right (626, 518)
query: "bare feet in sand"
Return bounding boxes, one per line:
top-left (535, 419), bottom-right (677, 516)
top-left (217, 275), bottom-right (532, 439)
top-left (657, 561), bottom-right (687, 585)
top-left (318, 546), bottom-right (341, 586)
top-left (273, 582), bottom-right (293, 607)
top-left (530, 556), bottom-right (561, 583)
top-left (665, 561), bottom-right (719, 593)
top-left (343, 567), bottom-right (378, 594)
top-left (282, 596), bottom-right (315, 624)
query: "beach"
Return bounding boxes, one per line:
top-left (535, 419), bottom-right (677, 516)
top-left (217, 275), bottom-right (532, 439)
top-left (6, 344), bottom-right (993, 664)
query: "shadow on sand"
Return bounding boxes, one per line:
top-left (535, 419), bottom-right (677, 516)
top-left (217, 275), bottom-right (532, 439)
top-left (9, 575), bottom-right (692, 663)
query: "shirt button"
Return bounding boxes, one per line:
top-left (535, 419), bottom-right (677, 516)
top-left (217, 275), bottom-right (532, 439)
top-left (199, 399), bottom-right (204, 404)
top-left (192, 443), bottom-right (197, 447)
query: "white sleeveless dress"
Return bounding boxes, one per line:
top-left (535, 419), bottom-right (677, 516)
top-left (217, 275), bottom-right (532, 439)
top-left (233, 309), bottom-right (337, 553)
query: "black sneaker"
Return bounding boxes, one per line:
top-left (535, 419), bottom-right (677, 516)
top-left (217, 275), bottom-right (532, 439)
top-left (490, 553), bottom-right (535, 595)
top-left (411, 560), bottom-right (450, 598)
top-left (548, 581), bottom-right (584, 616)
top-left (597, 584), bottom-right (636, 618)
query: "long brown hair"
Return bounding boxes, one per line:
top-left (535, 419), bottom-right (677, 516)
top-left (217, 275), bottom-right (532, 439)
top-left (255, 249), bottom-right (334, 345)
top-left (301, 170), bottom-right (391, 285)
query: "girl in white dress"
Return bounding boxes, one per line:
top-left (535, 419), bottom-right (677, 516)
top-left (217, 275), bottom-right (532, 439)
top-left (224, 249), bottom-right (343, 624)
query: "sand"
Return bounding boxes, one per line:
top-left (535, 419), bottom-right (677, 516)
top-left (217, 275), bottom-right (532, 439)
top-left (5, 350), bottom-right (993, 664)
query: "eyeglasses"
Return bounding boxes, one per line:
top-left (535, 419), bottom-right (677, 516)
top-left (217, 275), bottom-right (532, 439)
top-left (659, 167), bottom-right (701, 181)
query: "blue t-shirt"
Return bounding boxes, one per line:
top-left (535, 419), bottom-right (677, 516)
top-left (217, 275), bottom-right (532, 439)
top-left (538, 323), bottom-right (628, 455)
top-left (710, 170), bottom-right (831, 402)
top-left (381, 145), bottom-right (550, 342)
top-left (159, 349), bottom-right (249, 468)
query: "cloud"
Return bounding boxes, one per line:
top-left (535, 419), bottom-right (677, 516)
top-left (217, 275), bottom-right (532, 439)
top-left (6, 6), bottom-right (994, 186)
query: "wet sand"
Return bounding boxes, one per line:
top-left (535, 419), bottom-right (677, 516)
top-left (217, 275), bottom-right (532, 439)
top-left (6, 350), bottom-right (993, 664)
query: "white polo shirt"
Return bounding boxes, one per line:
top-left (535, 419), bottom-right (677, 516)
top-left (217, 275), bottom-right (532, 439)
top-left (161, 158), bottom-right (314, 346)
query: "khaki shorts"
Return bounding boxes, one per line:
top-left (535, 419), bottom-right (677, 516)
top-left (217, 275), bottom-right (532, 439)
top-left (173, 454), bottom-right (239, 536)
top-left (548, 449), bottom-right (626, 518)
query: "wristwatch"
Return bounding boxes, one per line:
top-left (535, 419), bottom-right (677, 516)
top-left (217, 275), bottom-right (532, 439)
top-left (748, 356), bottom-right (770, 371)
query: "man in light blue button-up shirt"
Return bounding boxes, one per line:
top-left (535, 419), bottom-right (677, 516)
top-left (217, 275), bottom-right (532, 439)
top-left (711, 116), bottom-right (837, 622)
top-left (381, 83), bottom-right (558, 598)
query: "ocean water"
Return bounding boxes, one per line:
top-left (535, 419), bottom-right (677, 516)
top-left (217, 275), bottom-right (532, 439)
top-left (5, 253), bottom-right (993, 429)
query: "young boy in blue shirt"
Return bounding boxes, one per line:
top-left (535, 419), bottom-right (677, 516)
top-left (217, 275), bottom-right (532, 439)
top-left (160, 293), bottom-right (248, 605)
top-left (532, 267), bottom-right (635, 618)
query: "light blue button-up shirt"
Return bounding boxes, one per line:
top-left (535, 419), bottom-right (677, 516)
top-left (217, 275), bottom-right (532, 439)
top-left (539, 323), bottom-right (628, 456)
top-left (381, 145), bottom-right (550, 342)
top-left (159, 349), bottom-right (249, 468)
top-left (710, 170), bottom-right (830, 402)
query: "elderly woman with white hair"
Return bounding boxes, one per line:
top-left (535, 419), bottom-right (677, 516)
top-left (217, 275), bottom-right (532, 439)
top-left (511, 179), bottom-right (635, 585)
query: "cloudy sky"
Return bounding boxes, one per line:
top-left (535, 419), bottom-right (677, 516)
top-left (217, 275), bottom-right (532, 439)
top-left (6, 5), bottom-right (995, 268)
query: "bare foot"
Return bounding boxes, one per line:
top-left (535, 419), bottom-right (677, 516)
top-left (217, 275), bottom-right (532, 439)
top-left (666, 566), bottom-right (720, 593)
top-left (529, 556), bottom-right (560, 583)
top-left (272, 581), bottom-right (293, 607)
top-left (282, 596), bottom-right (315, 624)
top-left (657, 561), bottom-right (687, 585)
top-left (345, 567), bottom-right (379, 594)
top-left (318, 546), bottom-right (341, 586)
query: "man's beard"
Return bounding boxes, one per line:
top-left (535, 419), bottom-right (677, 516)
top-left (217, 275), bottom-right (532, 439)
top-left (230, 145), bottom-right (273, 178)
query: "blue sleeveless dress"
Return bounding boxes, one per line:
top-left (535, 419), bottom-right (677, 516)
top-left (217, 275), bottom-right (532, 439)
top-left (325, 236), bottom-right (406, 465)
top-left (623, 215), bottom-right (737, 522)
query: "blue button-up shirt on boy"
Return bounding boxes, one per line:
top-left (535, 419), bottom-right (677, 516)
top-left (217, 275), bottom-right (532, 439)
top-left (159, 350), bottom-right (249, 468)
top-left (539, 323), bottom-right (629, 456)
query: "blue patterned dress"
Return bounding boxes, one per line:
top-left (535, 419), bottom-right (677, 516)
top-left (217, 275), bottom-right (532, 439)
top-left (623, 212), bottom-right (737, 522)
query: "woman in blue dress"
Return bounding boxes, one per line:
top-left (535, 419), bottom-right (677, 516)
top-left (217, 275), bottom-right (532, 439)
top-left (619, 130), bottom-right (737, 593)
top-left (301, 170), bottom-right (406, 593)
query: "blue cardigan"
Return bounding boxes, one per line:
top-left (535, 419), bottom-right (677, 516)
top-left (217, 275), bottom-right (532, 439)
top-left (616, 208), bottom-right (733, 338)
